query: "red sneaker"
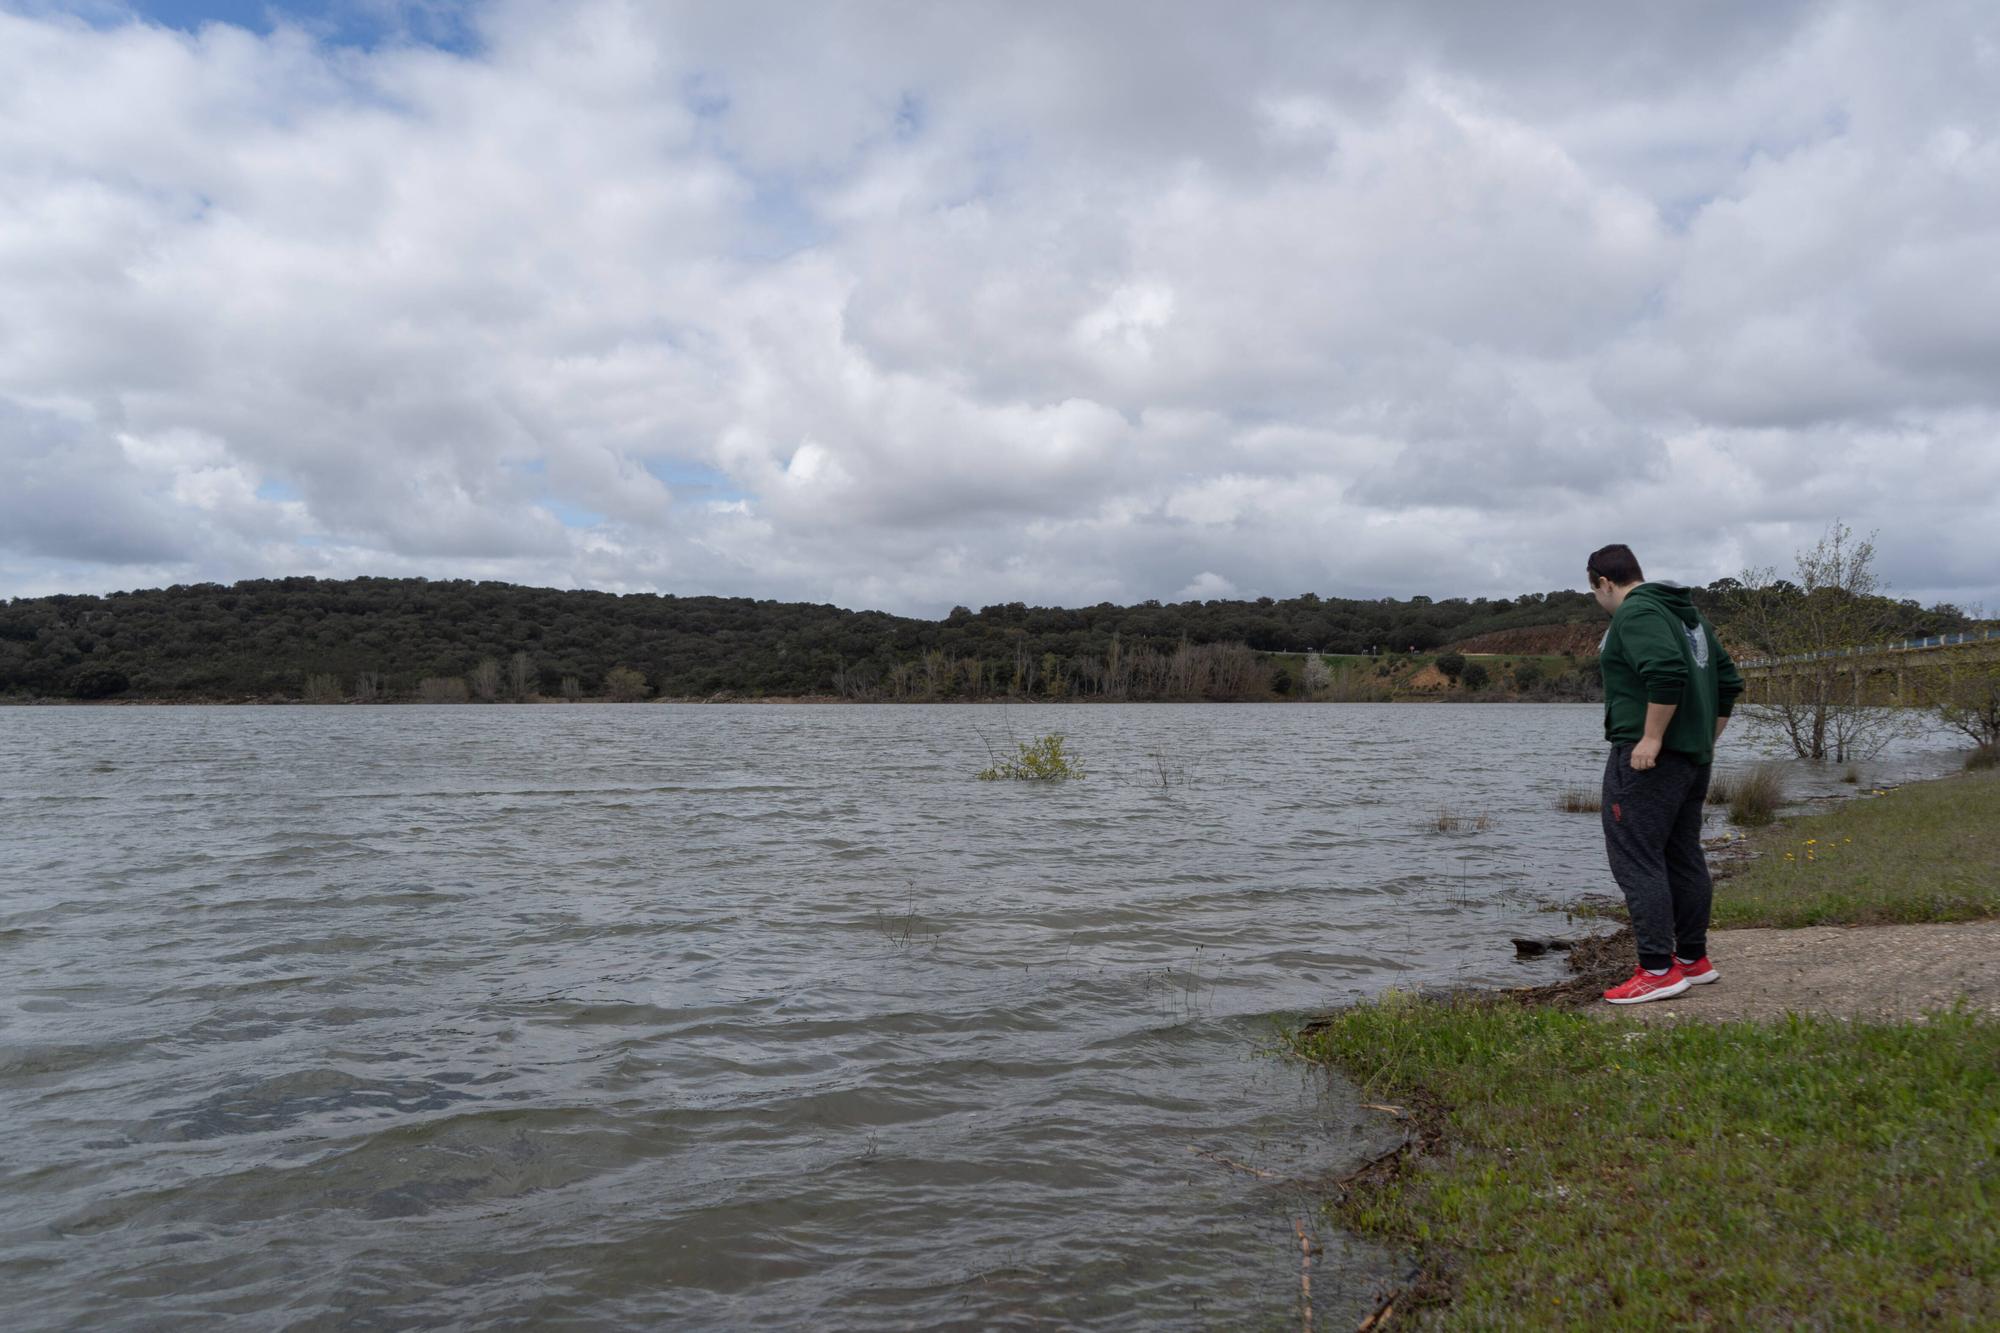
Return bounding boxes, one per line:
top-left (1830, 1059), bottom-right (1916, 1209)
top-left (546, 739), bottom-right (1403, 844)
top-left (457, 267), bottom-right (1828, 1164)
top-left (1603, 964), bottom-right (1691, 1004)
top-left (1677, 956), bottom-right (1719, 985)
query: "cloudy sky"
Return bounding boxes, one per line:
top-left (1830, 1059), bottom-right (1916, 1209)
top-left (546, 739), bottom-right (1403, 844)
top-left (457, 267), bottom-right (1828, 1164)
top-left (3, 1), bottom-right (1997, 616)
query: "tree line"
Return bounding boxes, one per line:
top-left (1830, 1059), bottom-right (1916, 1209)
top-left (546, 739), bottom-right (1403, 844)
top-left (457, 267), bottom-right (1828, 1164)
top-left (0, 573), bottom-right (1974, 703)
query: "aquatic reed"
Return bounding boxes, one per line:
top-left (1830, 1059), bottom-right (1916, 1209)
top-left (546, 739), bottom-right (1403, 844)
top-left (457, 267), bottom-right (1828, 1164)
top-left (1727, 763), bottom-right (1786, 826)
top-left (1557, 785), bottom-right (1601, 814)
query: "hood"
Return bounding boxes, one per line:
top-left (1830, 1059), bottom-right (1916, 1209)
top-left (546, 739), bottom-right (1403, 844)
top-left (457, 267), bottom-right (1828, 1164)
top-left (1624, 580), bottom-right (1700, 627)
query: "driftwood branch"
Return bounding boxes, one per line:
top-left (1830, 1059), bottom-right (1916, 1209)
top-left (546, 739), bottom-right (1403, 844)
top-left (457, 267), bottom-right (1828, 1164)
top-left (1295, 1217), bottom-right (1314, 1331)
top-left (1357, 1289), bottom-right (1399, 1330)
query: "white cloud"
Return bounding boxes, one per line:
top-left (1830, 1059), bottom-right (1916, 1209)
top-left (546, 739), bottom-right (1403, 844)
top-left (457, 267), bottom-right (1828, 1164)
top-left (1175, 572), bottom-right (1239, 603)
top-left (1, 0), bottom-right (1997, 615)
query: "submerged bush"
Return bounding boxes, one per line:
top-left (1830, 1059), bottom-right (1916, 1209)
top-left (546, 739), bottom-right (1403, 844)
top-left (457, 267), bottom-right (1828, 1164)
top-left (1728, 763), bottom-right (1786, 826)
top-left (978, 733), bottom-right (1086, 781)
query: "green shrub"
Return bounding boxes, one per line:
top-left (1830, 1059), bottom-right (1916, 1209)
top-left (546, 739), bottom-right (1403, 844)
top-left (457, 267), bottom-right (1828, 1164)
top-left (72, 668), bottom-right (130, 699)
top-left (978, 733), bottom-right (1085, 781)
top-left (604, 665), bottom-right (651, 701)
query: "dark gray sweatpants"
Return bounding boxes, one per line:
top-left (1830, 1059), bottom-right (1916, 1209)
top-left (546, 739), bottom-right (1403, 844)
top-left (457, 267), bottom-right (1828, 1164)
top-left (1600, 743), bottom-right (1713, 969)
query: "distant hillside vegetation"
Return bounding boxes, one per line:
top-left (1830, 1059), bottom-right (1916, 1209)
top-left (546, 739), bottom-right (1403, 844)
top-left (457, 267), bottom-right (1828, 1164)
top-left (0, 576), bottom-right (1970, 702)
top-left (1446, 624), bottom-right (1606, 656)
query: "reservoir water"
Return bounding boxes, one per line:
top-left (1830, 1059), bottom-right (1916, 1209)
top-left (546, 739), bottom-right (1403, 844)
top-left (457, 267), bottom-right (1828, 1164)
top-left (0, 703), bottom-right (1963, 1329)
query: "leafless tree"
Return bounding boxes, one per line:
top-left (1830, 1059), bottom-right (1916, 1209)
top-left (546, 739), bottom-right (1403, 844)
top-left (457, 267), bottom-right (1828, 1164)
top-left (1924, 658), bottom-right (2000, 748)
top-left (419, 676), bottom-right (469, 704)
top-left (468, 657), bottom-right (501, 702)
top-left (1731, 520), bottom-right (1907, 761)
top-left (1301, 653), bottom-right (1333, 700)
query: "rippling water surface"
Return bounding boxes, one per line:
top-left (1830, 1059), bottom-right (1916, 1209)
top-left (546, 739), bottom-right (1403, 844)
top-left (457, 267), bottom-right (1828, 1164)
top-left (0, 703), bottom-right (1963, 1329)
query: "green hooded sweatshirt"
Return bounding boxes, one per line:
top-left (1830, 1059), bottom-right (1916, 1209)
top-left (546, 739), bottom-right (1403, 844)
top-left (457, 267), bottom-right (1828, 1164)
top-left (1599, 582), bottom-right (1744, 765)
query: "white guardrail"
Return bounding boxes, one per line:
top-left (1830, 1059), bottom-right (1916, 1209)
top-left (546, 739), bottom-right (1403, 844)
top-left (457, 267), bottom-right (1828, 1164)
top-left (1736, 627), bottom-right (2000, 670)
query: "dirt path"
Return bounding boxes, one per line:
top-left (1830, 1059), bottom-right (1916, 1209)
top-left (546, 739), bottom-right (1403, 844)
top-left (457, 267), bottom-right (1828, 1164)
top-left (1588, 920), bottom-right (2000, 1024)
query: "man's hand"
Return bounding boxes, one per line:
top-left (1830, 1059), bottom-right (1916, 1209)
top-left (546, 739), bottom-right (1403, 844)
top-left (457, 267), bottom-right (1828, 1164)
top-left (1633, 701), bottom-right (1677, 770)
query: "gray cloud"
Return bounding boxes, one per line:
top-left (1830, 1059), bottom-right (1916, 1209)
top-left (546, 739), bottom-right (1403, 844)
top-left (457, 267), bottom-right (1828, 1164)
top-left (1, 0), bottom-right (1996, 615)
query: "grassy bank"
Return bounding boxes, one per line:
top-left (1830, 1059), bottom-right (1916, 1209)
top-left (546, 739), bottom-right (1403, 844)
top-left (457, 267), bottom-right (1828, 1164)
top-left (1711, 767), bottom-right (2000, 927)
top-left (1291, 1002), bottom-right (1998, 1325)
top-left (1289, 767), bottom-right (2000, 1325)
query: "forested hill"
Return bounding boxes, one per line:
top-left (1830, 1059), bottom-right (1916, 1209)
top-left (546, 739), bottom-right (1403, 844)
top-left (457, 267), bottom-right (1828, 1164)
top-left (0, 575), bottom-right (1970, 702)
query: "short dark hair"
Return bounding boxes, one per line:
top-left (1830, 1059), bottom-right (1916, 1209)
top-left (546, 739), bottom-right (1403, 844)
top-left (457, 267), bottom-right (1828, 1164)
top-left (1587, 544), bottom-right (1643, 587)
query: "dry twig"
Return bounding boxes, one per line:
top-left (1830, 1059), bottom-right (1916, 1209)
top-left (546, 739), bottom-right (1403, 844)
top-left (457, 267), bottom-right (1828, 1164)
top-left (1186, 1146), bottom-right (1281, 1180)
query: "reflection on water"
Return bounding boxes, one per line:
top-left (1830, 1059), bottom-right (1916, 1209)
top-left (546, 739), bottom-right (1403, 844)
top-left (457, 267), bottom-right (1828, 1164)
top-left (0, 703), bottom-right (1962, 1328)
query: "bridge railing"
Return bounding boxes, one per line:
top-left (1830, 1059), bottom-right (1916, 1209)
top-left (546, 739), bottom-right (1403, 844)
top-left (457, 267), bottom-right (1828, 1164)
top-left (1737, 627), bottom-right (2000, 670)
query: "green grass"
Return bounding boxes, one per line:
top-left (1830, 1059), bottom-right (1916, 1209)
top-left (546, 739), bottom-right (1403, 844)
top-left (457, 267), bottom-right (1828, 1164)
top-left (1713, 768), bottom-right (2000, 927)
top-left (1289, 999), bottom-right (2000, 1326)
top-left (1286, 768), bottom-right (2000, 1323)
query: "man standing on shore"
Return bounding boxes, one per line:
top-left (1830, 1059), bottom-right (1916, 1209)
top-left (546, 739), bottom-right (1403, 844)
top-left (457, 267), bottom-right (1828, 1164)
top-left (1589, 544), bottom-right (1745, 1004)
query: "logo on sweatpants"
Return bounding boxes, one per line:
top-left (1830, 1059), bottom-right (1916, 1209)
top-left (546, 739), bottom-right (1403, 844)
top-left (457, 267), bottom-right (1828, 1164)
top-left (1612, 802), bottom-right (1622, 822)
